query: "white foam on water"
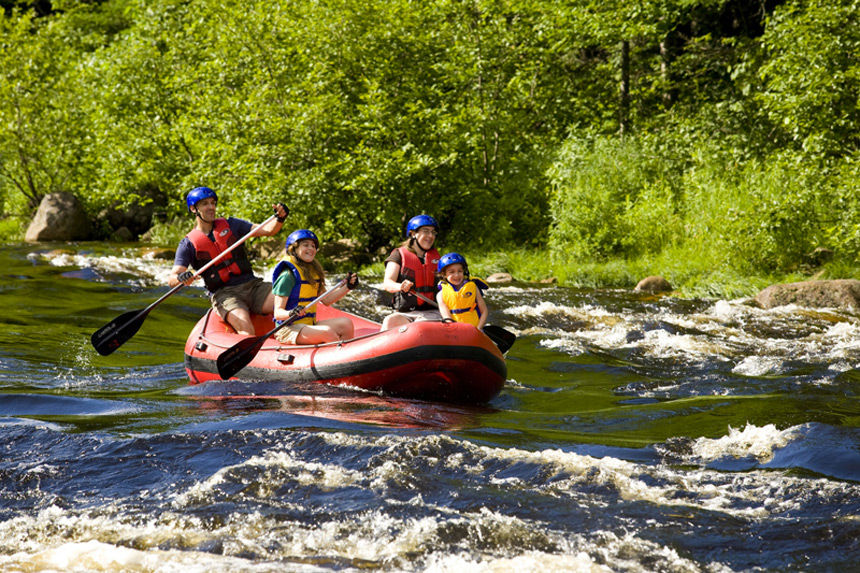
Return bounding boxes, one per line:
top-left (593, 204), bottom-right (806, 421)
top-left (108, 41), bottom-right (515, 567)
top-left (173, 448), bottom-right (364, 509)
top-left (732, 356), bottom-right (785, 377)
top-left (3, 431), bottom-right (857, 572)
top-left (688, 423), bottom-right (800, 463)
top-left (0, 539), bottom-right (322, 573)
top-left (45, 252), bottom-right (172, 287)
top-left (508, 294), bottom-right (860, 387)
top-left (423, 543), bottom-right (610, 573)
top-left (504, 301), bottom-right (586, 320)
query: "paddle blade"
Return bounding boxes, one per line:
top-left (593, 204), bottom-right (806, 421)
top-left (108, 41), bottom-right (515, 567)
top-left (90, 309), bottom-right (148, 356)
top-left (484, 324), bottom-right (516, 354)
top-left (216, 335), bottom-right (268, 380)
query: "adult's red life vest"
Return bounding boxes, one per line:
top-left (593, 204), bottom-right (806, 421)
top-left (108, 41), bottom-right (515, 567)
top-left (391, 246), bottom-right (441, 311)
top-left (185, 218), bottom-right (253, 292)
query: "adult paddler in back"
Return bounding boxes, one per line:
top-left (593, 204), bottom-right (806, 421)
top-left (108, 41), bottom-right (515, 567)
top-left (380, 214), bottom-right (443, 331)
top-left (168, 186), bottom-right (289, 335)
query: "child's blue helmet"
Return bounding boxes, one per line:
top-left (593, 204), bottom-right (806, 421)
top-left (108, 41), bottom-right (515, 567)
top-left (437, 252), bottom-right (468, 273)
top-left (186, 187), bottom-right (217, 212)
top-left (286, 229), bottom-right (319, 250)
top-left (405, 214), bottom-right (438, 237)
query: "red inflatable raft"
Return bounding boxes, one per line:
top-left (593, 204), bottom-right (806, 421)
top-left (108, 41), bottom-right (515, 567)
top-left (183, 304), bottom-right (507, 404)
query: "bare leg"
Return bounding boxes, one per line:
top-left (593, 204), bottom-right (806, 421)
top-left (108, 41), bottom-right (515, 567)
top-left (295, 324), bottom-right (340, 345)
top-left (225, 308), bottom-right (256, 336)
top-left (260, 292), bottom-right (275, 315)
top-left (381, 313), bottom-right (411, 331)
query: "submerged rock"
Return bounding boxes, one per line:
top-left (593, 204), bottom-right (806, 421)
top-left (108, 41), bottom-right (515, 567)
top-left (755, 279), bottom-right (860, 311)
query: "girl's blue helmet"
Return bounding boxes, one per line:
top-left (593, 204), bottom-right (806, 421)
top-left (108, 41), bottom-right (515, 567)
top-left (186, 186), bottom-right (217, 212)
top-left (286, 229), bottom-right (319, 250)
top-left (405, 214), bottom-right (438, 237)
top-left (437, 252), bottom-right (468, 274)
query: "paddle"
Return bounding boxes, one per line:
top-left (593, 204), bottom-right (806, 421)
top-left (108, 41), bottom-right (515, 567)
top-left (408, 289), bottom-right (517, 353)
top-left (90, 213), bottom-right (279, 356)
top-left (216, 279), bottom-right (346, 380)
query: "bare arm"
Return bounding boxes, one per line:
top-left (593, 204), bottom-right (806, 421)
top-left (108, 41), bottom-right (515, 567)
top-left (252, 203), bottom-right (289, 237)
top-left (319, 282), bottom-right (349, 306)
top-left (436, 290), bottom-right (453, 320)
top-left (383, 261), bottom-right (412, 294)
top-left (274, 294), bottom-right (306, 322)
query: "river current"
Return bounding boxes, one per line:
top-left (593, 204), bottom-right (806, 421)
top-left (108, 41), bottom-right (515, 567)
top-left (2, 242), bottom-right (860, 572)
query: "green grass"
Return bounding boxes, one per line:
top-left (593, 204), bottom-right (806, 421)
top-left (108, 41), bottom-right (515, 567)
top-left (0, 217), bottom-right (24, 242)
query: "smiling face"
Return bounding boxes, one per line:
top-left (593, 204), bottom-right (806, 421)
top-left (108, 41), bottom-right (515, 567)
top-left (443, 263), bottom-right (465, 286)
top-left (294, 239), bottom-right (317, 263)
top-left (411, 225), bottom-right (437, 252)
top-left (191, 197), bottom-right (217, 222)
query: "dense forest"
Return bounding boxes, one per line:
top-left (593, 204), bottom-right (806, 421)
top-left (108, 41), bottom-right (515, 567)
top-left (1, 0), bottom-right (859, 293)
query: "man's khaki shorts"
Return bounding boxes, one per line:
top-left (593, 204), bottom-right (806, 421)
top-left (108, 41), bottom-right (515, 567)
top-left (212, 278), bottom-right (272, 318)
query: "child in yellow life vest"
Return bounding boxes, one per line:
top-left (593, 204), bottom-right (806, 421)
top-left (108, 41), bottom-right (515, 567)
top-left (271, 229), bottom-right (359, 345)
top-left (435, 252), bottom-right (489, 330)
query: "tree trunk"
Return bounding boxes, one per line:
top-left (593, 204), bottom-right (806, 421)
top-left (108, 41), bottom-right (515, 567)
top-left (660, 35), bottom-right (676, 109)
top-left (619, 40), bottom-right (630, 136)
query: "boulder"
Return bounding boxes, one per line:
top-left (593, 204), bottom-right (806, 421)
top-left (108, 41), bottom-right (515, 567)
top-left (112, 226), bottom-right (135, 242)
top-left (635, 275), bottom-right (673, 293)
top-left (317, 238), bottom-right (371, 266)
top-left (486, 272), bottom-right (513, 284)
top-left (320, 238), bottom-right (359, 264)
top-left (98, 189), bottom-right (166, 240)
top-left (755, 279), bottom-right (860, 311)
top-left (25, 192), bottom-right (93, 242)
top-left (255, 238), bottom-right (284, 260)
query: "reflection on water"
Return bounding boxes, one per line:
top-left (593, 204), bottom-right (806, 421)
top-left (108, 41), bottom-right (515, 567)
top-left (2, 243), bottom-right (860, 571)
top-left (180, 381), bottom-right (492, 431)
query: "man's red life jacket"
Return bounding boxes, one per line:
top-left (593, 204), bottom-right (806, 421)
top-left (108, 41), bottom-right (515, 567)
top-left (185, 218), bottom-right (253, 291)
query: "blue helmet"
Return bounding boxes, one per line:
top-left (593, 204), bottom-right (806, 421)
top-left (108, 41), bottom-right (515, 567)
top-left (186, 186), bottom-right (217, 212)
top-left (405, 214), bottom-right (438, 237)
top-left (437, 252), bottom-right (468, 274)
top-left (286, 229), bottom-right (319, 250)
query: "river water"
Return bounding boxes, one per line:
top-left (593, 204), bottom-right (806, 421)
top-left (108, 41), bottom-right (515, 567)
top-left (2, 242), bottom-right (860, 572)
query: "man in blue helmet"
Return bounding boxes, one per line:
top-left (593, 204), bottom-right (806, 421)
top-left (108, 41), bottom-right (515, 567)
top-left (168, 186), bottom-right (289, 335)
top-left (380, 214), bottom-right (443, 330)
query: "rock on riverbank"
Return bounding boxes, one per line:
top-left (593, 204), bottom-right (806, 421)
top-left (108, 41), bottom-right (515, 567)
top-left (755, 279), bottom-right (860, 311)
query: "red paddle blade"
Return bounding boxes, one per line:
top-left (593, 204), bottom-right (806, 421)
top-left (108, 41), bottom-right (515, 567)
top-left (90, 309), bottom-right (149, 356)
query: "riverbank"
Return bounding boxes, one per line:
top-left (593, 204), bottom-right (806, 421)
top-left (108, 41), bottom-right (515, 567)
top-left (6, 213), bottom-right (857, 301)
top-left (443, 247), bottom-right (860, 301)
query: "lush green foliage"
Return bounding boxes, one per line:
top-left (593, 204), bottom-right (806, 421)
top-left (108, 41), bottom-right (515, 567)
top-left (2, 0), bottom-right (860, 293)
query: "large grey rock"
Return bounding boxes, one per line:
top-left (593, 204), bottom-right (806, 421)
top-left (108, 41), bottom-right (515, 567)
top-left (755, 279), bottom-right (860, 311)
top-left (25, 192), bottom-right (93, 242)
